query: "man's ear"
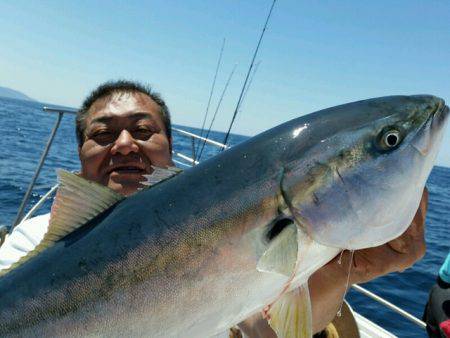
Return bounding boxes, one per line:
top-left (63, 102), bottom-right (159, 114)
top-left (168, 138), bottom-right (175, 165)
top-left (77, 146), bottom-right (86, 178)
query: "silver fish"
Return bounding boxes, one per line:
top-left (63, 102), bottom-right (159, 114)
top-left (0, 95), bottom-right (447, 337)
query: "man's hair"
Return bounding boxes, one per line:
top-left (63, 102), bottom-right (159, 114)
top-left (76, 80), bottom-right (171, 147)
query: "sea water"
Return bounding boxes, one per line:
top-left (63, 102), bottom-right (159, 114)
top-left (1, 97), bottom-right (448, 337)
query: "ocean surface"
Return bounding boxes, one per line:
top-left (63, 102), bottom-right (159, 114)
top-left (0, 97), bottom-right (448, 337)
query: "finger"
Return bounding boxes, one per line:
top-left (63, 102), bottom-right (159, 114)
top-left (351, 246), bottom-right (402, 283)
top-left (355, 242), bottom-right (422, 281)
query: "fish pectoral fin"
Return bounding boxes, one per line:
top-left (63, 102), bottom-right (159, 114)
top-left (141, 166), bottom-right (183, 187)
top-left (257, 221), bottom-right (298, 277)
top-left (267, 283), bottom-right (312, 338)
top-left (0, 170), bottom-right (123, 276)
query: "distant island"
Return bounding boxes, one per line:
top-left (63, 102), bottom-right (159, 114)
top-left (0, 86), bottom-right (36, 101)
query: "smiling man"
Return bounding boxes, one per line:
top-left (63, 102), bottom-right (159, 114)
top-left (76, 83), bottom-right (173, 196)
top-left (0, 80), bottom-right (427, 337)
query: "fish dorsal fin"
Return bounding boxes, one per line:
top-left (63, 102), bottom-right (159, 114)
top-left (267, 283), bottom-right (312, 338)
top-left (141, 165), bottom-right (183, 187)
top-left (49, 169), bottom-right (124, 236)
top-left (257, 221), bottom-right (298, 277)
top-left (0, 170), bottom-right (123, 276)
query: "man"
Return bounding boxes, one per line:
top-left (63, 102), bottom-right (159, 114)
top-left (423, 251), bottom-right (450, 337)
top-left (0, 80), bottom-right (173, 269)
top-left (0, 80), bottom-right (427, 336)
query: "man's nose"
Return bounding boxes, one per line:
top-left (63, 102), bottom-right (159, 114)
top-left (111, 130), bottom-right (139, 155)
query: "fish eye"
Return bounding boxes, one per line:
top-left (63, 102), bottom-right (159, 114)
top-left (377, 128), bottom-right (403, 150)
top-left (384, 130), bottom-right (401, 147)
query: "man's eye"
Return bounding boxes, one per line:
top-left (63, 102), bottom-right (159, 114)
top-left (91, 130), bottom-right (115, 144)
top-left (132, 127), bottom-right (153, 140)
top-left (93, 130), bottom-right (112, 137)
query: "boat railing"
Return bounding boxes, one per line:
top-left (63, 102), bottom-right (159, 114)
top-left (9, 107), bottom-right (65, 230)
top-left (351, 284), bottom-right (426, 329)
top-left (6, 105), bottom-right (427, 334)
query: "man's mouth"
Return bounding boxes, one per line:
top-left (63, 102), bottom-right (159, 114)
top-left (108, 164), bottom-right (147, 175)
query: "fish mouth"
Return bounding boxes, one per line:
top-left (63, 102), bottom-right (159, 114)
top-left (434, 101), bottom-right (449, 124)
top-left (423, 97), bottom-right (447, 125)
top-left (411, 99), bottom-right (448, 156)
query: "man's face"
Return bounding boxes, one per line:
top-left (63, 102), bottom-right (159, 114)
top-left (79, 91), bottom-right (173, 196)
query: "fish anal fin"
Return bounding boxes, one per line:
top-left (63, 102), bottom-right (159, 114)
top-left (267, 283), bottom-right (312, 338)
top-left (0, 170), bottom-right (123, 276)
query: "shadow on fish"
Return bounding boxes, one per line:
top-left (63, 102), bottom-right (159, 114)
top-left (0, 95), bottom-right (448, 337)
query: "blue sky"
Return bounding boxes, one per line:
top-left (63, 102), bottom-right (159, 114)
top-left (1, 0), bottom-right (449, 165)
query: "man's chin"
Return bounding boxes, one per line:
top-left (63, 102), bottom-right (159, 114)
top-left (108, 176), bottom-right (144, 196)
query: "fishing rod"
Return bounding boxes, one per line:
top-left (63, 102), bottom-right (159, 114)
top-left (221, 0), bottom-right (277, 148)
top-left (214, 61), bottom-right (261, 156)
top-left (236, 60), bottom-right (261, 118)
top-left (213, 61), bottom-right (260, 156)
top-left (197, 64), bottom-right (238, 162)
top-left (196, 38), bottom-right (226, 156)
top-left (198, 61), bottom-right (258, 161)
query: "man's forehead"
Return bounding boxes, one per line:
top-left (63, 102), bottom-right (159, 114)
top-left (86, 91), bottom-right (161, 123)
top-left (89, 112), bottom-right (154, 125)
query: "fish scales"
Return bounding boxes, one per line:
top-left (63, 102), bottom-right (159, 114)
top-left (0, 131), bottom-right (285, 336)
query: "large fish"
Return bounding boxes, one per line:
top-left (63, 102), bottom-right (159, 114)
top-left (0, 95), bottom-right (447, 337)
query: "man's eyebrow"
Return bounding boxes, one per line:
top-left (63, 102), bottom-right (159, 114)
top-left (90, 112), bottom-right (154, 125)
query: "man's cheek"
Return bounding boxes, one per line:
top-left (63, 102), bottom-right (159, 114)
top-left (147, 147), bottom-right (172, 165)
top-left (83, 142), bottom-right (112, 162)
top-left (142, 139), bottom-right (171, 159)
top-left (80, 144), bottom-right (109, 181)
